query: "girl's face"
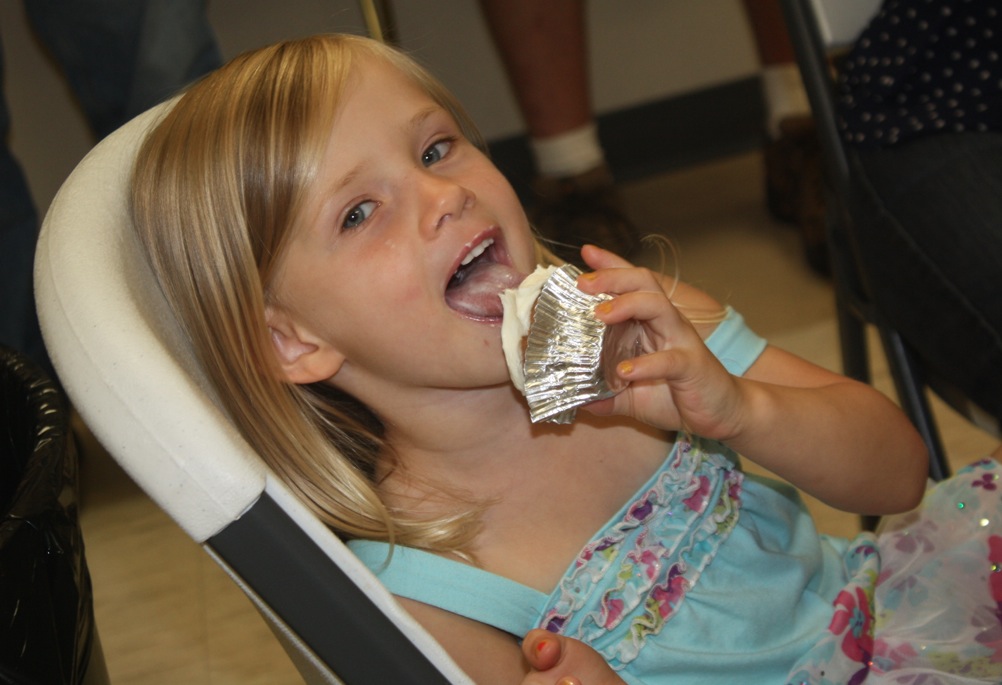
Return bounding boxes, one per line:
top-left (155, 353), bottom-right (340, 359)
top-left (267, 55), bottom-right (538, 409)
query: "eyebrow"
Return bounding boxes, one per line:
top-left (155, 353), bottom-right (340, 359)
top-left (332, 167), bottom-right (360, 195)
top-left (328, 105), bottom-right (445, 195)
top-left (409, 105), bottom-right (441, 131)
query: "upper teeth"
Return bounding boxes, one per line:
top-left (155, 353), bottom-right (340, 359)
top-left (461, 238), bottom-right (494, 266)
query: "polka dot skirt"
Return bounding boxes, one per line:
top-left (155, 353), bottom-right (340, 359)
top-left (837, 0), bottom-right (1002, 148)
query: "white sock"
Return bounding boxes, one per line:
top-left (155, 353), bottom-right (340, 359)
top-left (762, 63), bottom-right (811, 139)
top-left (530, 123), bottom-right (605, 178)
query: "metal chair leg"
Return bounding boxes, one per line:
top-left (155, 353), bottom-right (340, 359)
top-left (879, 328), bottom-right (952, 482)
top-left (358, 0), bottom-right (398, 44)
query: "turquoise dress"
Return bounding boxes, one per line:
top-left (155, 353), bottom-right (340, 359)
top-left (350, 309), bottom-right (1002, 684)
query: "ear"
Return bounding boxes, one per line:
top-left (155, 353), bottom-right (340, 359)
top-left (265, 305), bottom-right (345, 384)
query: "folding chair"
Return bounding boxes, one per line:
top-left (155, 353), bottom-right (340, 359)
top-left (777, 0), bottom-right (997, 489)
top-left (34, 101), bottom-right (471, 684)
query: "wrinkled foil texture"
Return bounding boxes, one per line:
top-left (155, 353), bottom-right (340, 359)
top-left (523, 265), bottom-right (640, 423)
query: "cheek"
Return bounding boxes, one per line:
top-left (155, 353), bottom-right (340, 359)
top-left (392, 281), bottom-right (426, 312)
top-left (478, 174), bottom-right (536, 258)
top-left (372, 241), bottom-right (427, 308)
top-left (505, 214), bottom-right (538, 270)
top-left (482, 169), bottom-right (521, 209)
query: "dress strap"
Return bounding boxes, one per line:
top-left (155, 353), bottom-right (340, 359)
top-left (348, 540), bottom-right (549, 636)
top-left (705, 306), bottom-right (767, 376)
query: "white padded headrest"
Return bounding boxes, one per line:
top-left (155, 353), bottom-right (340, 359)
top-left (34, 100), bottom-right (475, 685)
top-left (34, 102), bottom-right (266, 542)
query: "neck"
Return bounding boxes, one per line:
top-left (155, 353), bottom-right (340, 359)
top-left (369, 381), bottom-right (673, 591)
top-left (376, 381), bottom-right (665, 501)
top-left (380, 382), bottom-right (545, 478)
top-left (379, 387), bottom-right (672, 591)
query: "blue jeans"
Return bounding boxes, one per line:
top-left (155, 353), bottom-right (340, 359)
top-left (0, 0), bottom-right (220, 375)
top-left (848, 132), bottom-right (1002, 419)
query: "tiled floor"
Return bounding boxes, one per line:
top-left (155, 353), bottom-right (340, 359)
top-left (76, 150), bottom-right (1000, 683)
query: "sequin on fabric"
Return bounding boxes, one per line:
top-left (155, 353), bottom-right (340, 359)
top-left (785, 459), bottom-right (1002, 684)
top-left (540, 434), bottom-right (743, 669)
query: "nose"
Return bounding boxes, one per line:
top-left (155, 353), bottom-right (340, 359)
top-left (419, 172), bottom-right (476, 236)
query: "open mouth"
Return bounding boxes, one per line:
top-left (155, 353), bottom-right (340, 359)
top-left (445, 237), bottom-right (524, 320)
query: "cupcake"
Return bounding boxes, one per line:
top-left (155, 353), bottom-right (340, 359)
top-left (501, 264), bottom-right (637, 423)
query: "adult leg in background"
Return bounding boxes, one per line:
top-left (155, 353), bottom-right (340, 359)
top-left (0, 33), bottom-right (45, 373)
top-left (741, 0), bottom-right (825, 274)
top-left (0, 0), bottom-right (221, 375)
top-left (478, 0), bottom-right (640, 265)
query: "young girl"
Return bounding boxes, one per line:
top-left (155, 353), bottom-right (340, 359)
top-left (130, 33), bottom-right (1002, 685)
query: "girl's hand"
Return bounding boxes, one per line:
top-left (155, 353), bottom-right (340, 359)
top-left (520, 629), bottom-right (625, 685)
top-left (573, 245), bottom-right (928, 516)
top-left (575, 246), bottom-right (746, 440)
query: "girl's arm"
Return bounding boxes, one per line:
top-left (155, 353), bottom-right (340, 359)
top-left (578, 246), bottom-right (928, 516)
top-left (727, 344), bottom-right (927, 514)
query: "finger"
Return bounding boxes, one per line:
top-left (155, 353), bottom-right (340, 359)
top-left (578, 268), bottom-right (666, 303)
top-left (580, 395), bottom-right (617, 416)
top-left (521, 674), bottom-right (583, 685)
top-left (522, 629), bottom-right (562, 671)
top-left (580, 244), bottom-right (633, 270)
top-left (593, 292), bottom-right (687, 334)
top-left (615, 345), bottom-right (711, 387)
top-left (520, 631), bottom-right (586, 685)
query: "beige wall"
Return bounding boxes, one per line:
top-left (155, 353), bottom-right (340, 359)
top-left (2, 0), bottom-right (757, 218)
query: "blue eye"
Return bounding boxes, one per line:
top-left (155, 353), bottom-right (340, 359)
top-left (342, 200), bottom-right (377, 229)
top-left (422, 138), bottom-right (454, 166)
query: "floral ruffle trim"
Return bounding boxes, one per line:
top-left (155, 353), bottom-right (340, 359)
top-left (540, 435), bottom-right (743, 669)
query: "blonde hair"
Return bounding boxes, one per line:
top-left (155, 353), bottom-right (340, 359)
top-left (131, 34), bottom-right (488, 551)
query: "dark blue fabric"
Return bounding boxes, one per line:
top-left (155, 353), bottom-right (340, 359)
top-left (838, 0), bottom-right (1002, 149)
top-left (847, 132), bottom-right (1002, 418)
top-left (0, 1), bottom-right (221, 376)
top-left (836, 0), bottom-right (1002, 419)
top-left (0, 34), bottom-right (44, 374)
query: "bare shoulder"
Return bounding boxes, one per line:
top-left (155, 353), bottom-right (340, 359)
top-left (397, 596), bottom-right (526, 684)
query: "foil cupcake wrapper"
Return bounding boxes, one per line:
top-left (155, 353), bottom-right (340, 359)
top-left (523, 265), bottom-right (640, 424)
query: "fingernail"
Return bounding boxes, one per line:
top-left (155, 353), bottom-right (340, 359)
top-left (595, 301), bottom-right (613, 315)
top-left (618, 360), bottom-right (634, 375)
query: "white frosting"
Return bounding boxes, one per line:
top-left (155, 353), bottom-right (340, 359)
top-left (500, 265), bottom-right (557, 392)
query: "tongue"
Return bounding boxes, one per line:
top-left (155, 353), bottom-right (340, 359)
top-left (446, 261), bottom-right (524, 318)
